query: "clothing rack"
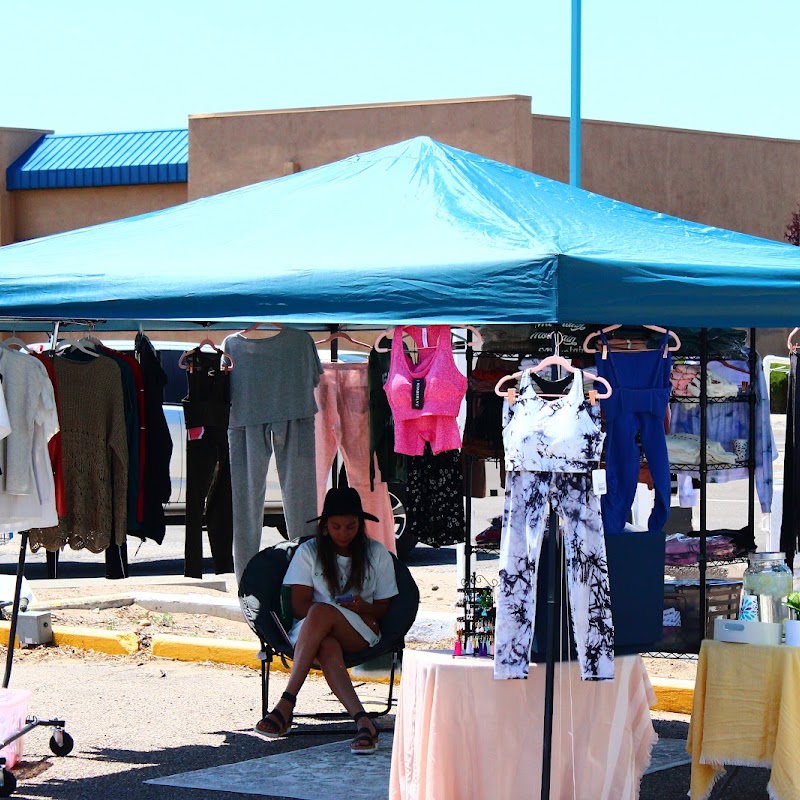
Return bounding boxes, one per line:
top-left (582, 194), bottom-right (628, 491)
top-left (644, 327), bottom-right (758, 657)
top-left (697, 328), bottom-right (758, 649)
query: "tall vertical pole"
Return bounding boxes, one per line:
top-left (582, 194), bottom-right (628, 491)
top-left (540, 337), bottom-right (561, 800)
top-left (569, 0), bottom-right (582, 188)
top-left (464, 331), bottom-right (474, 594)
top-left (331, 329), bottom-right (339, 489)
top-left (699, 329), bottom-right (708, 645)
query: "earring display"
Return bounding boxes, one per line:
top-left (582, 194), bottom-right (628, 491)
top-left (454, 575), bottom-right (496, 657)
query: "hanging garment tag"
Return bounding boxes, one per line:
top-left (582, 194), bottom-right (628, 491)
top-left (422, 327), bottom-right (429, 348)
top-left (507, 387), bottom-right (516, 405)
top-left (187, 426), bottom-right (205, 441)
top-left (411, 377), bottom-right (425, 409)
top-left (589, 389), bottom-right (598, 406)
top-left (592, 468), bottom-right (607, 496)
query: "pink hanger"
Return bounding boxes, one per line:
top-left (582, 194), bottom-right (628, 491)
top-left (373, 325), bottom-right (483, 353)
top-left (494, 332), bottom-right (612, 406)
top-left (238, 322), bottom-right (284, 336)
top-left (178, 338), bottom-right (234, 372)
top-left (582, 325), bottom-right (681, 359)
top-left (314, 331), bottom-right (371, 349)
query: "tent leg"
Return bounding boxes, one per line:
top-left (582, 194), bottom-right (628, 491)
top-left (3, 532), bottom-right (29, 689)
top-left (259, 644), bottom-right (272, 720)
top-left (540, 510), bottom-right (559, 800)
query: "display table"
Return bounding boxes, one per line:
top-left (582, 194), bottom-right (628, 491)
top-left (389, 650), bottom-right (657, 800)
top-left (688, 639), bottom-right (800, 800)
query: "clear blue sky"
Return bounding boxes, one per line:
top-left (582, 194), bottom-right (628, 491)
top-left (2, 0), bottom-right (799, 140)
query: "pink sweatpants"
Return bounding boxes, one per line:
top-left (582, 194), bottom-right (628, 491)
top-left (315, 363), bottom-right (396, 554)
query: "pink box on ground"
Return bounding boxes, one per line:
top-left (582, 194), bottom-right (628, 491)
top-left (0, 689), bottom-right (31, 769)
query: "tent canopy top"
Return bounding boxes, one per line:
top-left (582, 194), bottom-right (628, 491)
top-left (1, 136), bottom-right (799, 330)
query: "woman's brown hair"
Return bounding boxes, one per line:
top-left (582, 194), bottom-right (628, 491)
top-left (315, 517), bottom-right (370, 597)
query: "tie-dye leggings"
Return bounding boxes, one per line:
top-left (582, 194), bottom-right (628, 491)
top-left (493, 470), bottom-right (615, 681)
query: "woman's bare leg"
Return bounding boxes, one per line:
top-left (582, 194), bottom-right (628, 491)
top-left (316, 635), bottom-right (363, 717)
top-left (316, 634), bottom-right (379, 745)
top-left (264, 604), bottom-right (368, 728)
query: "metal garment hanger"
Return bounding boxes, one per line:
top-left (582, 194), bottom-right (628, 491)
top-left (494, 333), bottom-right (613, 404)
top-left (582, 324), bottom-right (681, 358)
top-left (178, 338), bottom-right (234, 372)
top-left (55, 336), bottom-right (100, 358)
top-left (238, 322), bottom-right (285, 336)
top-left (373, 325), bottom-right (484, 353)
top-left (314, 331), bottom-right (371, 349)
top-left (2, 335), bottom-right (32, 354)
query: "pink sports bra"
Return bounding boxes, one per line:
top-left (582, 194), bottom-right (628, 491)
top-left (384, 326), bottom-right (467, 456)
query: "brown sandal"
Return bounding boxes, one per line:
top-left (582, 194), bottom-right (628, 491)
top-left (255, 691), bottom-right (296, 739)
top-left (350, 710), bottom-right (379, 754)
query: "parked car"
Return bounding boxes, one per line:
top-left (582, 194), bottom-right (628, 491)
top-left (45, 340), bottom-right (415, 557)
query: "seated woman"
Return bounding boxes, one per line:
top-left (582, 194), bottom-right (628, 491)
top-left (255, 487), bottom-right (398, 754)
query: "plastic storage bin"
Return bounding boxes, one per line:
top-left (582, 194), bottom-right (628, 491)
top-left (0, 689), bottom-right (31, 769)
top-left (653, 579), bottom-right (742, 653)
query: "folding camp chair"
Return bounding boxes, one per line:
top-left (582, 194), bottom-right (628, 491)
top-left (238, 539), bottom-right (420, 728)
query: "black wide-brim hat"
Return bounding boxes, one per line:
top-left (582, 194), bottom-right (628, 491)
top-left (307, 487), bottom-right (379, 523)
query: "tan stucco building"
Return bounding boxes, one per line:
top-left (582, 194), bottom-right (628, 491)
top-left (3, 95), bottom-right (799, 247)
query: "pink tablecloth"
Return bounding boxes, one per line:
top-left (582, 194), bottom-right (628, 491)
top-left (390, 650), bottom-right (657, 800)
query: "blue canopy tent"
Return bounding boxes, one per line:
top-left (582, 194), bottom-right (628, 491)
top-left (1, 135), bottom-right (799, 329)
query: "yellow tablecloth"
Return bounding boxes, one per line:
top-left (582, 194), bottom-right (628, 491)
top-left (389, 650), bottom-right (657, 800)
top-left (688, 639), bottom-right (800, 800)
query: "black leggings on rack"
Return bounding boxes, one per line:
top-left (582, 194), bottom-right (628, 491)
top-left (185, 426), bottom-right (234, 578)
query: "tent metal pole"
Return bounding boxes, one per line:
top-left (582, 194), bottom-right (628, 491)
top-left (464, 331), bottom-right (474, 593)
top-left (50, 320), bottom-right (60, 354)
top-left (330, 326), bottom-right (339, 489)
top-left (540, 336), bottom-right (560, 800)
top-left (3, 532), bottom-right (29, 689)
top-left (748, 330), bottom-right (756, 544)
top-left (569, 0), bottom-right (582, 188)
top-left (699, 329), bottom-right (708, 647)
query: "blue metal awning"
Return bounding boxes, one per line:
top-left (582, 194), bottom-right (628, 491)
top-left (6, 129), bottom-right (188, 189)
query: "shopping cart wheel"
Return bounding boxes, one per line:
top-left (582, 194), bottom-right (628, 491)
top-left (49, 731), bottom-right (74, 757)
top-left (0, 768), bottom-right (16, 796)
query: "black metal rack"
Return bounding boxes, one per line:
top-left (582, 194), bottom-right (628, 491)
top-left (651, 327), bottom-right (759, 655)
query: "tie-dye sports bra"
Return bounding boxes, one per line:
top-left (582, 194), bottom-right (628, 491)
top-left (502, 369), bottom-right (605, 473)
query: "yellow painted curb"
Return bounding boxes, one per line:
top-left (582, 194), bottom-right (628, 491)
top-left (650, 678), bottom-right (695, 715)
top-left (151, 634), bottom-right (268, 671)
top-left (53, 625), bottom-right (139, 655)
top-left (0, 621), bottom-right (138, 655)
top-left (149, 634), bottom-right (400, 685)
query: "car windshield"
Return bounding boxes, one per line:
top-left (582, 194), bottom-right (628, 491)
top-left (159, 350), bottom-right (188, 404)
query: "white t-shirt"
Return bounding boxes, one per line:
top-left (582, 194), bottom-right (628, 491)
top-left (282, 538), bottom-right (399, 647)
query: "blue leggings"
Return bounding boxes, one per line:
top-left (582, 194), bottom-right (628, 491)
top-left (595, 339), bottom-right (672, 533)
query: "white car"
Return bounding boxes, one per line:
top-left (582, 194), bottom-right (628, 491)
top-left (137, 342), bottom-right (415, 557)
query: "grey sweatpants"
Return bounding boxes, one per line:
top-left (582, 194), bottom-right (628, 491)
top-left (229, 417), bottom-right (318, 582)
